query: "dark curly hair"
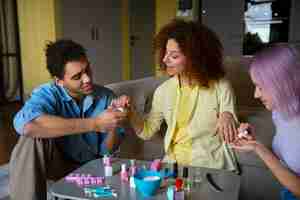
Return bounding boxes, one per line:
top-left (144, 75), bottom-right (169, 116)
top-left (154, 18), bottom-right (225, 88)
top-left (45, 39), bottom-right (86, 79)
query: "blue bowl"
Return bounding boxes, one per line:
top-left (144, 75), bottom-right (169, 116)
top-left (134, 170), bottom-right (162, 197)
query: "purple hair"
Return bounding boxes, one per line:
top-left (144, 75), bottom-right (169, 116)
top-left (250, 44), bottom-right (300, 119)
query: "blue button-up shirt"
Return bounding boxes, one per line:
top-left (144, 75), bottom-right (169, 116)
top-left (14, 82), bottom-right (124, 163)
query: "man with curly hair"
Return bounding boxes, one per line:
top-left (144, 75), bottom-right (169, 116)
top-left (10, 39), bottom-right (127, 200)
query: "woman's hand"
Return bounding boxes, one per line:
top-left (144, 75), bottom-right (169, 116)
top-left (231, 138), bottom-right (259, 152)
top-left (237, 123), bottom-right (255, 140)
top-left (231, 123), bottom-right (257, 152)
top-left (110, 95), bottom-right (131, 111)
top-left (215, 111), bottom-right (237, 143)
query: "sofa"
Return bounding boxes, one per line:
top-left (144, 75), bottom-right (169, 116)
top-left (105, 57), bottom-right (281, 200)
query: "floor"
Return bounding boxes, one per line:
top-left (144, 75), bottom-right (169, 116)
top-left (0, 164), bottom-right (9, 200)
top-left (0, 102), bottom-right (21, 200)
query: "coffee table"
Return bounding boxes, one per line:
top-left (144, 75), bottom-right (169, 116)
top-left (50, 158), bottom-right (240, 200)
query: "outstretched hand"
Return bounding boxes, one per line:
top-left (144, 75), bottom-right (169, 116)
top-left (231, 139), bottom-right (258, 152)
top-left (231, 123), bottom-right (257, 152)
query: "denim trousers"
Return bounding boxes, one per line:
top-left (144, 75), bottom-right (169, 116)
top-left (281, 188), bottom-right (299, 200)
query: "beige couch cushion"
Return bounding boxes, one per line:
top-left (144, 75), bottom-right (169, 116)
top-left (224, 56), bottom-right (263, 108)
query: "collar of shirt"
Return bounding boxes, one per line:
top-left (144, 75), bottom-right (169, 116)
top-left (55, 83), bottom-right (95, 113)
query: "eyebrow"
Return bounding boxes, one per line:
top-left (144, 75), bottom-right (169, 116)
top-left (70, 63), bottom-right (90, 80)
top-left (71, 71), bottom-right (82, 79)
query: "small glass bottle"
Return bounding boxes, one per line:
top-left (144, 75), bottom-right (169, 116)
top-left (182, 167), bottom-right (191, 192)
top-left (130, 159), bottom-right (137, 176)
top-left (104, 157), bottom-right (113, 177)
top-left (120, 164), bottom-right (129, 182)
top-left (103, 154), bottom-right (109, 166)
top-left (173, 162), bottom-right (178, 178)
top-left (129, 160), bottom-right (137, 188)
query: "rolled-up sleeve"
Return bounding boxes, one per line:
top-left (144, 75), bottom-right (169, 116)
top-left (139, 87), bottom-right (164, 140)
top-left (13, 87), bottom-right (56, 135)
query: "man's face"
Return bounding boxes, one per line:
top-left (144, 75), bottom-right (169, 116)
top-left (57, 57), bottom-right (93, 100)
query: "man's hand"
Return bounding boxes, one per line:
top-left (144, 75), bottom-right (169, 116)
top-left (215, 111), bottom-right (237, 143)
top-left (94, 108), bottom-right (128, 132)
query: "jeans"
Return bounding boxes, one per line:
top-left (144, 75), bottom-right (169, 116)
top-left (281, 188), bottom-right (299, 200)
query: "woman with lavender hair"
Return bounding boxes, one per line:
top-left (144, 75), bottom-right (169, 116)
top-left (232, 44), bottom-right (300, 199)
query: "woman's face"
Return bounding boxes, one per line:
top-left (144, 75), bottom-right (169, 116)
top-left (251, 72), bottom-right (274, 110)
top-left (163, 39), bottom-right (187, 76)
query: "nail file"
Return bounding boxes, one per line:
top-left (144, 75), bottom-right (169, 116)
top-left (206, 173), bottom-right (223, 192)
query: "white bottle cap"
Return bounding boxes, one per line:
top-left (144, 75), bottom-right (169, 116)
top-left (130, 159), bottom-right (135, 166)
top-left (121, 164), bottom-right (127, 172)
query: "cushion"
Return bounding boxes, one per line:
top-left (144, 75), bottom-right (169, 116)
top-left (224, 56), bottom-right (263, 108)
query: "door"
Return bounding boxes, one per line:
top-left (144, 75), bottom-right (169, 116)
top-left (129, 0), bottom-right (155, 80)
top-left (59, 0), bottom-right (123, 85)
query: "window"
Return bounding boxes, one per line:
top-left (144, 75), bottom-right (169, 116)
top-left (0, 0), bottom-right (23, 104)
top-left (243, 0), bottom-right (291, 55)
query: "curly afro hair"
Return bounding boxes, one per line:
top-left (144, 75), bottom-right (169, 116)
top-left (45, 39), bottom-right (87, 79)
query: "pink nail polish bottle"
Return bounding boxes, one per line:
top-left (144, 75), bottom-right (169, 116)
top-left (120, 164), bottom-right (129, 182)
top-left (104, 157), bottom-right (113, 177)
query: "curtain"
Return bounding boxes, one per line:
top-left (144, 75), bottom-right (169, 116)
top-left (0, 0), bottom-right (23, 103)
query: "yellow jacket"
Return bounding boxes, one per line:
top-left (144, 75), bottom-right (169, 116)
top-left (140, 76), bottom-right (238, 170)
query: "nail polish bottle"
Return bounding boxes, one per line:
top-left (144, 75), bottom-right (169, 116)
top-left (173, 162), bottom-right (178, 178)
top-left (104, 157), bottom-right (113, 177)
top-left (182, 167), bottom-right (191, 192)
top-left (175, 178), bottom-right (185, 200)
top-left (175, 178), bottom-right (183, 192)
top-left (129, 160), bottom-right (137, 188)
top-left (130, 159), bottom-right (137, 176)
top-left (103, 154), bottom-right (109, 166)
top-left (120, 164), bottom-right (129, 182)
